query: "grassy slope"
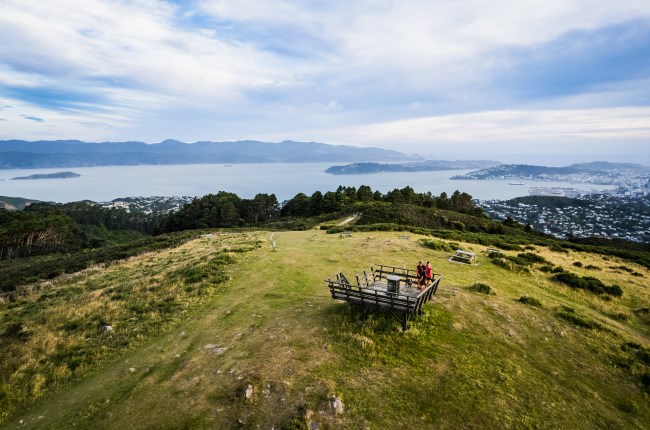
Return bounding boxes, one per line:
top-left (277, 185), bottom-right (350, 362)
top-left (2, 229), bottom-right (649, 429)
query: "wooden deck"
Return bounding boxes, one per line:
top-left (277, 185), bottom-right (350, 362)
top-left (325, 264), bottom-right (442, 330)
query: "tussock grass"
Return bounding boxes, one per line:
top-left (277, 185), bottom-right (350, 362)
top-left (2, 231), bottom-right (649, 429)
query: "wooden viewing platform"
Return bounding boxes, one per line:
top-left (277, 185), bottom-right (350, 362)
top-left (325, 264), bottom-right (442, 330)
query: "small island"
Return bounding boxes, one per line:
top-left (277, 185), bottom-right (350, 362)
top-left (11, 171), bottom-right (81, 180)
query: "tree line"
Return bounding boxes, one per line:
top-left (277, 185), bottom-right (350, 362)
top-left (279, 186), bottom-right (481, 218)
top-left (0, 186), bottom-right (481, 259)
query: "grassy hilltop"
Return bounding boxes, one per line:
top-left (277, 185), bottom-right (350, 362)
top-left (1, 228), bottom-right (649, 429)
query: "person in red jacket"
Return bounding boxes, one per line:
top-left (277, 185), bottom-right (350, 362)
top-left (425, 262), bottom-right (433, 287)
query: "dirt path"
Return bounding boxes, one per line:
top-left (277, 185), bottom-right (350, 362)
top-left (337, 213), bottom-right (359, 226)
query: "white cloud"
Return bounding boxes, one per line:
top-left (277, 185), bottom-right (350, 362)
top-left (1, 0), bottom-right (649, 153)
top-left (256, 106), bottom-right (650, 155)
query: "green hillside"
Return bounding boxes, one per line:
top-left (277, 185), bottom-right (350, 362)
top-left (1, 228), bottom-right (648, 429)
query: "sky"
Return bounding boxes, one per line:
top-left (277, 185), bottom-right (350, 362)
top-left (1, 0), bottom-right (649, 164)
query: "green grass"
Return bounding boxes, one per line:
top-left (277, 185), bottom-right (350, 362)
top-left (1, 230), bottom-right (649, 429)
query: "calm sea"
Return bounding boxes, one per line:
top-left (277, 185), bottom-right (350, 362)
top-left (0, 163), bottom-right (615, 203)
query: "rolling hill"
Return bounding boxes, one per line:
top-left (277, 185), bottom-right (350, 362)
top-left (1, 228), bottom-right (648, 429)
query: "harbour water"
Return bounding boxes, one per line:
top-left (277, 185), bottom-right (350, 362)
top-left (0, 163), bottom-right (616, 203)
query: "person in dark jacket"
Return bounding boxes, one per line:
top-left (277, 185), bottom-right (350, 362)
top-left (417, 260), bottom-right (425, 291)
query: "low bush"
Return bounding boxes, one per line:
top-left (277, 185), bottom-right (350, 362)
top-left (552, 272), bottom-right (623, 297)
top-left (556, 306), bottom-right (602, 330)
top-left (490, 257), bottom-right (530, 273)
top-left (418, 239), bottom-right (455, 253)
top-left (518, 296), bottom-right (542, 307)
top-left (515, 252), bottom-right (550, 265)
top-left (548, 244), bottom-right (569, 253)
top-left (490, 252), bottom-right (549, 273)
top-left (608, 312), bottom-right (629, 321)
top-left (1, 321), bottom-right (30, 341)
top-left (469, 283), bottom-right (492, 294)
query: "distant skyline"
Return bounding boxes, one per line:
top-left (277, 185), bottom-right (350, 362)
top-left (1, 0), bottom-right (649, 164)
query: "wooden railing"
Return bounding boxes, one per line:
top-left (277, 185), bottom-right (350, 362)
top-left (326, 265), bottom-right (442, 330)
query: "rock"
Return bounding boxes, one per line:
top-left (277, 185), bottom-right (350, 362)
top-left (331, 396), bottom-right (344, 414)
top-left (203, 344), bottom-right (227, 354)
top-left (245, 384), bottom-right (254, 400)
top-left (100, 325), bottom-right (113, 333)
top-left (129, 367), bottom-right (136, 373)
top-left (306, 410), bottom-right (320, 429)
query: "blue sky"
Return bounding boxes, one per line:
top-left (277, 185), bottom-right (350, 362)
top-left (1, 0), bottom-right (649, 163)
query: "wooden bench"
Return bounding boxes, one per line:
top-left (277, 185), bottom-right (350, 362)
top-left (326, 264), bottom-right (442, 330)
top-left (398, 235), bottom-right (411, 239)
top-left (339, 231), bottom-right (352, 238)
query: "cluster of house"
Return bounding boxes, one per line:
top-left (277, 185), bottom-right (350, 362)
top-left (480, 195), bottom-right (650, 243)
top-left (98, 195), bottom-right (195, 215)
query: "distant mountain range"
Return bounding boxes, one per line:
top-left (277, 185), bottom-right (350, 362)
top-left (0, 139), bottom-right (409, 168)
top-left (450, 162), bottom-right (650, 185)
top-left (325, 160), bottom-right (501, 175)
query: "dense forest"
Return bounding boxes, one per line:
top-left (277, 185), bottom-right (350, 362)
top-left (1, 185), bottom-right (648, 293)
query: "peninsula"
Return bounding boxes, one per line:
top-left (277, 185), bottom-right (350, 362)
top-left (325, 160), bottom-right (500, 175)
top-left (450, 162), bottom-right (650, 185)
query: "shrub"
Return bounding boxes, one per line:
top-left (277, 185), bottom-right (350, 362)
top-left (585, 265), bottom-right (601, 271)
top-left (2, 321), bottom-right (30, 340)
top-left (548, 244), bottom-right (569, 253)
top-left (608, 312), bottom-right (628, 321)
top-left (606, 284), bottom-right (624, 297)
top-left (518, 296), bottom-right (542, 307)
top-left (61, 319), bottom-right (83, 332)
top-left (556, 306), bottom-right (602, 330)
top-left (515, 252), bottom-right (550, 265)
top-left (573, 261), bottom-right (583, 267)
top-left (552, 272), bottom-right (623, 297)
top-left (641, 373), bottom-right (650, 390)
top-left (490, 257), bottom-right (529, 273)
top-left (418, 239), bottom-right (455, 253)
top-left (469, 283), bottom-right (492, 294)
